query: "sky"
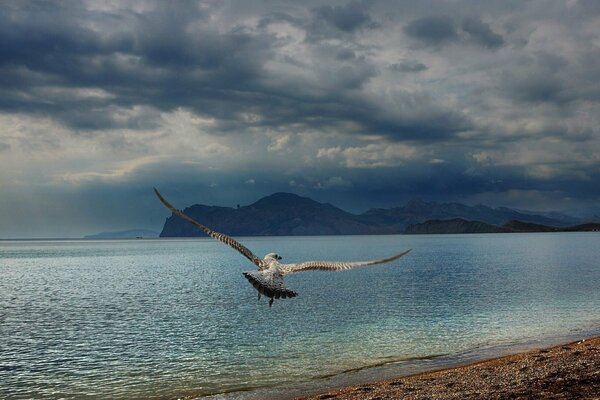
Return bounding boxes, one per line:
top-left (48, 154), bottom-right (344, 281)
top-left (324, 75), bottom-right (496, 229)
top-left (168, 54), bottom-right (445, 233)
top-left (1, 0), bottom-right (599, 238)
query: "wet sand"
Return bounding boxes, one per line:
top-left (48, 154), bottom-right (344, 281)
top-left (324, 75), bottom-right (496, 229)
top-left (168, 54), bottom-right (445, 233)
top-left (297, 336), bottom-right (600, 400)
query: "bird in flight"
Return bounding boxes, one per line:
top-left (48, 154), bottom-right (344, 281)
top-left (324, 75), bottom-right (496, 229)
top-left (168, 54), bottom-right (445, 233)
top-left (154, 188), bottom-right (411, 307)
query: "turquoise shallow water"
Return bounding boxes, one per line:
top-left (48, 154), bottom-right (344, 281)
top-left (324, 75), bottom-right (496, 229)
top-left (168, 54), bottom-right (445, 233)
top-left (1, 233), bottom-right (600, 399)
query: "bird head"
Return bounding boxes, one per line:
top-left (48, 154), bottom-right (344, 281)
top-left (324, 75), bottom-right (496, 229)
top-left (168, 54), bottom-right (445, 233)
top-left (265, 252), bottom-right (282, 261)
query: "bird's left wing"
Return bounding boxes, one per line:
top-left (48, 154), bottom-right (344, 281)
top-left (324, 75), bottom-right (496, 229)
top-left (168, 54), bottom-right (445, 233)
top-left (279, 249), bottom-right (411, 275)
top-left (154, 188), bottom-right (264, 269)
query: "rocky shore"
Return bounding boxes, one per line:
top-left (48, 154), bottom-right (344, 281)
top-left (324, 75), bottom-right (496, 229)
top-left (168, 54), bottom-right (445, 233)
top-left (298, 336), bottom-right (600, 400)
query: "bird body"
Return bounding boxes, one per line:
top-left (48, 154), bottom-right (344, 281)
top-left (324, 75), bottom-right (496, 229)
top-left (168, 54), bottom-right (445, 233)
top-left (154, 188), bottom-right (411, 307)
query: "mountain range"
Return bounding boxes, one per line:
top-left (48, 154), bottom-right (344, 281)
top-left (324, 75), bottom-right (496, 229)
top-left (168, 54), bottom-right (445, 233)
top-left (159, 192), bottom-right (595, 237)
top-left (404, 218), bottom-right (600, 234)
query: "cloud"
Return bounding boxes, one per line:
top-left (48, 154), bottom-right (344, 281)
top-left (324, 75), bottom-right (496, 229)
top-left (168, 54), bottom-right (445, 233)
top-left (312, 0), bottom-right (379, 34)
top-left (1, 0), bottom-right (599, 237)
top-left (461, 17), bottom-right (504, 49)
top-left (268, 134), bottom-right (293, 152)
top-left (0, 2), bottom-right (276, 131)
top-left (388, 60), bottom-right (428, 73)
top-left (59, 156), bottom-right (167, 185)
top-left (404, 15), bottom-right (504, 49)
top-left (404, 16), bottom-right (458, 46)
top-left (0, 1), bottom-right (469, 145)
top-left (317, 143), bottom-right (417, 168)
top-left (314, 176), bottom-right (353, 189)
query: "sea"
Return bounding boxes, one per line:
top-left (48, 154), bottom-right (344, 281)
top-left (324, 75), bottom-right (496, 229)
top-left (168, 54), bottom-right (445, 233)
top-left (1, 233), bottom-right (600, 399)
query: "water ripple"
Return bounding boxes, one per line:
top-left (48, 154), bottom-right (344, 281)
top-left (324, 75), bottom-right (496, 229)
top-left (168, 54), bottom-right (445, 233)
top-left (1, 234), bottom-right (600, 399)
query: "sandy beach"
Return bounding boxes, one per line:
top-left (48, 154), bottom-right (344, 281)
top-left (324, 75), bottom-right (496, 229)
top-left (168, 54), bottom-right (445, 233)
top-left (297, 336), bottom-right (600, 400)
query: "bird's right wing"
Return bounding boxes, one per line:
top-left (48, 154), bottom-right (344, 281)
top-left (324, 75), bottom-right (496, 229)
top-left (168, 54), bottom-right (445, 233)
top-left (280, 249), bottom-right (411, 275)
top-left (154, 188), bottom-right (264, 269)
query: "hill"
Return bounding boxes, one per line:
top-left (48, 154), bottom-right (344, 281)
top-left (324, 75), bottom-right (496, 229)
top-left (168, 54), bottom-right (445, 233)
top-left (404, 219), bottom-right (600, 234)
top-left (404, 218), bottom-right (507, 234)
top-left (159, 193), bottom-right (572, 237)
top-left (160, 192), bottom-right (388, 237)
top-left (359, 199), bottom-right (570, 229)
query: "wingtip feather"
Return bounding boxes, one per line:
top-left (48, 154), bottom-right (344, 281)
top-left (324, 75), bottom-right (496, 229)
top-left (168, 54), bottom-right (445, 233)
top-left (153, 187), bottom-right (177, 213)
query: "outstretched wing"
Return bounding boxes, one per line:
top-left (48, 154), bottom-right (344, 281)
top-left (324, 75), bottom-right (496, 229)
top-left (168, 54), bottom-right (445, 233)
top-left (280, 249), bottom-right (411, 275)
top-left (154, 188), bottom-right (264, 269)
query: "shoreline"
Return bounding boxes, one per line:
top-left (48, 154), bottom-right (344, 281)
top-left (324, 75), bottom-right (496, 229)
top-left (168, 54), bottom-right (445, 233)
top-left (203, 327), bottom-right (600, 399)
top-left (294, 336), bottom-right (600, 400)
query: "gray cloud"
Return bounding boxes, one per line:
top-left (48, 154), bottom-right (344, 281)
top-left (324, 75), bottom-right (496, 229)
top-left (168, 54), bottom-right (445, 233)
top-left (388, 60), bottom-right (428, 73)
top-left (504, 73), bottom-right (566, 104)
top-left (0, 0), bottom-right (599, 237)
top-left (312, 0), bottom-right (379, 33)
top-left (404, 16), bottom-right (458, 46)
top-left (498, 50), bottom-right (600, 109)
top-left (0, 2), bottom-right (276, 129)
top-left (461, 17), bottom-right (504, 49)
top-left (404, 15), bottom-right (504, 49)
top-left (0, 0), bottom-right (476, 146)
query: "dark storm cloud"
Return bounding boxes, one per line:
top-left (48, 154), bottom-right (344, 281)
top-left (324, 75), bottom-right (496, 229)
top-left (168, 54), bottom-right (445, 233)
top-left (257, 12), bottom-right (303, 31)
top-left (0, 0), bottom-right (593, 145)
top-left (353, 95), bottom-right (469, 140)
top-left (0, 1), bottom-right (589, 145)
top-left (499, 50), bottom-right (600, 110)
top-left (0, 0), bottom-right (467, 142)
top-left (461, 17), bottom-right (504, 49)
top-left (0, 1), bottom-right (275, 128)
top-left (404, 15), bottom-right (504, 49)
top-left (404, 16), bottom-right (458, 46)
top-left (335, 48), bottom-right (357, 60)
top-left (260, 1), bottom-right (379, 42)
top-left (274, 152), bottom-right (589, 212)
top-left (388, 60), bottom-right (428, 73)
top-left (1, 0), bottom-right (600, 237)
top-left (312, 0), bottom-right (379, 33)
top-left (504, 73), bottom-right (566, 104)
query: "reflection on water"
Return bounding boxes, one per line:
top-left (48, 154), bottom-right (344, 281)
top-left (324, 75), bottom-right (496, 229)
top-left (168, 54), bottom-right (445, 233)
top-left (1, 233), bottom-right (600, 399)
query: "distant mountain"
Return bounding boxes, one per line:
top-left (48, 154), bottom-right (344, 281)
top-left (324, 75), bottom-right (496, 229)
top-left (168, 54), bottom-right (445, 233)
top-left (404, 219), bottom-right (600, 234)
top-left (502, 220), bottom-right (557, 233)
top-left (360, 199), bottom-right (570, 229)
top-left (512, 209), bottom-right (579, 225)
top-left (160, 192), bottom-right (388, 237)
top-left (562, 206), bottom-right (600, 221)
top-left (404, 218), bottom-right (507, 234)
top-left (84, 229), bottom-right (159, 239)
top-left (159, 193), bottom-right (573, 237)
top-left (587, 216), bottom-right (600, 223)
top-left (565, 222), bottom-right (600, 232)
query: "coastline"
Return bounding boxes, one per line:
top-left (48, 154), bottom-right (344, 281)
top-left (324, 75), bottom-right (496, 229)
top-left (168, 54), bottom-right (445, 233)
top-left (295, 336), bottom-right (600, 400)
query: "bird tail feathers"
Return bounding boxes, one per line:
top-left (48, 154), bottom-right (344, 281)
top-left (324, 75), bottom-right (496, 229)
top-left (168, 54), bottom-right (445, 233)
top-left (243, 270), bottom-right (297, 299)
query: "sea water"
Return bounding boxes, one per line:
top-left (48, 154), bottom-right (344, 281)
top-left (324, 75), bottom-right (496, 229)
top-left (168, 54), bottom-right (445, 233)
top-left (1, 233), bottom-right (600, 399)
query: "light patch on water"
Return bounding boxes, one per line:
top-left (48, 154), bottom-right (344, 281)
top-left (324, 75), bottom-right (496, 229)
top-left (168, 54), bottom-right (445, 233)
top-left (1, 233), bottom-right (600, 399)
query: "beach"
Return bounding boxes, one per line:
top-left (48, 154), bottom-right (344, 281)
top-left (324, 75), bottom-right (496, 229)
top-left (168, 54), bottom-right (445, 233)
top-left (298, 336), bottom-right (600, 400)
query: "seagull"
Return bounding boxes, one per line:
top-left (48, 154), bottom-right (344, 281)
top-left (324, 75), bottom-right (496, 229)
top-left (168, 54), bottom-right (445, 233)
top-left (154, 188), bottom-right (411, 307)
